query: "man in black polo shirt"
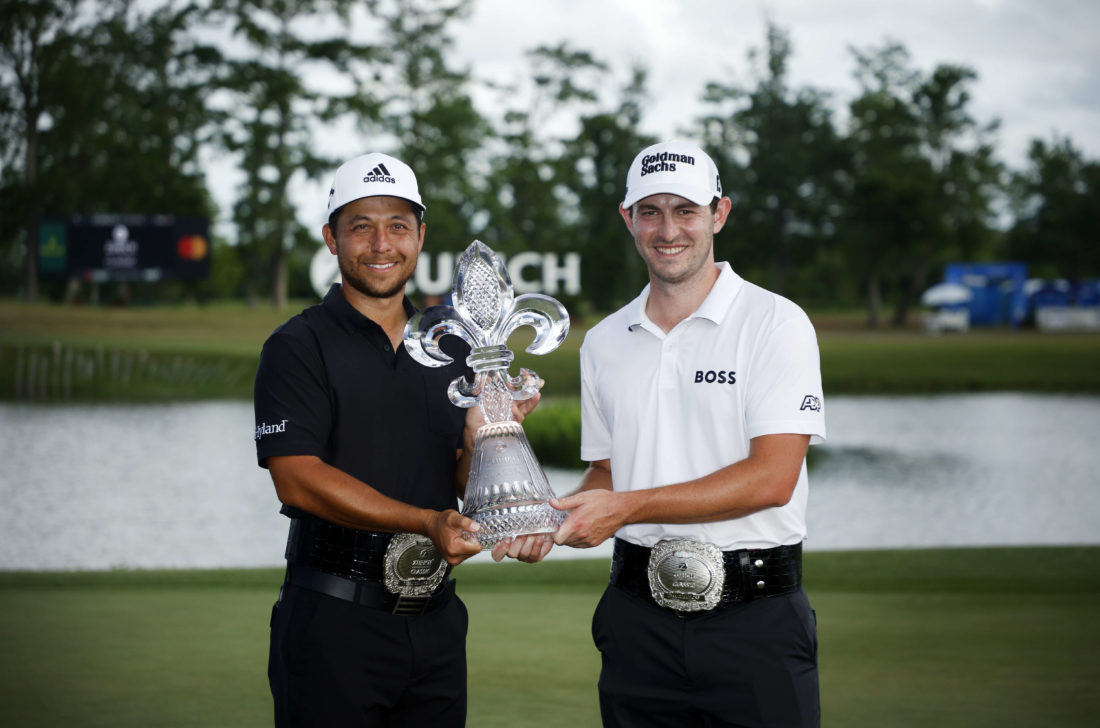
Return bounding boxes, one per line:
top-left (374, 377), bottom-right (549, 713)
top-left (254, 152), bottom-right (541, 727)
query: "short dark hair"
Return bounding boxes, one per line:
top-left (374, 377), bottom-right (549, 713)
top-left (328, 200), bottom-right (424, 231)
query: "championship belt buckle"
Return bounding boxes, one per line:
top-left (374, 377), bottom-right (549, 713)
top-left (646, 539), bottom-right (725, 613)
top-left (383, 534), bottom-right (448, 614)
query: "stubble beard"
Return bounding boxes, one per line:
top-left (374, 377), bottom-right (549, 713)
top-left (338, 253), bottom-right (415, 300)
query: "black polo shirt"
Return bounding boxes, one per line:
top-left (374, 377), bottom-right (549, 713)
top-left (253, 284), bottom-right (472, 513)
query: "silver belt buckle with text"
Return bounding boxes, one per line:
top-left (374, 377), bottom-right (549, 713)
top-left (647, 539), bottom-right (725, 612)
top-left (383, 533), bottom-right (447, 597)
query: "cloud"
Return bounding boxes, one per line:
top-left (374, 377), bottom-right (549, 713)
top-left (455, 0), bottom-right (1100, 166)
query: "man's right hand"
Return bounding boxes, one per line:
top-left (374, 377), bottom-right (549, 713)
top-left (428, 509), bottom-right (484, 565)
top-left (551, 489), bottom-right (627, 549)
top-left (490, 533), bottom-right (554, 563)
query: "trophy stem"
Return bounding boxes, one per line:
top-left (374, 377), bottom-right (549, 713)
top-left (461, 420), bottom-right (566, 548)
top-left (403, 240), bottom-right (571, 554)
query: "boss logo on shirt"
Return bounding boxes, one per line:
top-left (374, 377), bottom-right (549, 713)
top-left (800, 395), bottom-right (822, 412)
top-left (694, 370), bottom-right (736, 384)
top-left (255, 419), bottom-right (288, 440)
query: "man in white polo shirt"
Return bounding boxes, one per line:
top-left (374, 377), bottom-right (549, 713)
top-left (553, 139), bottom-right (826, 727)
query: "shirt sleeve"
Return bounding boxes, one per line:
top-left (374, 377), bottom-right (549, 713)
top-left (579, 338), bottom-right (612, 462)
top-left (744, 310), bottom-right (826, 445)
top-left (253, 327), bottom-right (333, 467)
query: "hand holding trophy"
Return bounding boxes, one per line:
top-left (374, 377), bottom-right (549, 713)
top-left (404, 241), bottom-right (570, 550)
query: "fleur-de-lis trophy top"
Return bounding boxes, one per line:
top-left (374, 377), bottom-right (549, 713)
top-left (404, 240), bottom-right (570, 548)
top-left (405, 240), bottom-right (569, 424)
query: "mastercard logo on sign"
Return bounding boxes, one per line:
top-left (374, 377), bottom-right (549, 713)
top-left (177, 235), bottom-right (209, 261)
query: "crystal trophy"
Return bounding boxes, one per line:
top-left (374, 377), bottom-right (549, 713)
top-left (404, 240), bottom-right (570, 549)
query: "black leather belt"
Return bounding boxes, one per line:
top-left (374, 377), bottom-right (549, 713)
top-left (282, 515), bottom-right (452, 616)
top-left (284, 515), bottom-right (394, 580)
top-left (610, 538), bottom-right (803, 617)
top-left (286, 564), bottom-right (454, 616)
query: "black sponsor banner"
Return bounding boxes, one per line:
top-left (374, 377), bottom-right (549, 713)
top-left (38, 214), bottom-right (210, 282)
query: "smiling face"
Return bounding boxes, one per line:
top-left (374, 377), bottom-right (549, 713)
top-left (620, 193), bottom-right (731, 288)
top-left (322, 195), bottom-right (425, 302)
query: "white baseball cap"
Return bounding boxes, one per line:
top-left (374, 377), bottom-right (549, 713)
top-left (325, 152), bottom-right (425, 218)
top-left (621, 140), bottom-right (722, 209)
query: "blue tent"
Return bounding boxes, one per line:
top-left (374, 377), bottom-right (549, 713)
top-left (943, 262), bottom-right (1029, 327)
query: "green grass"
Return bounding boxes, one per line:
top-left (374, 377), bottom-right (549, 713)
top-left (4, 300), bottom-right (1100, 403)
top-left (819, 329), bottom-right (1100, 393)
top-left (1, 548), bottom-right (1098, 727)
top-left (0, 299), bottom-right (291, 356)
top-left (4, 300), bottom-right (1100, 402)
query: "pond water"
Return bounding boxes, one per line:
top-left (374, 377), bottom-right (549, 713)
top-left (1, 393), bottom-right (1097, 571)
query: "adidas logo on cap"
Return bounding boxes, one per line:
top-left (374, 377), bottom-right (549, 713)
top-left (362, 163), bottom-right (395, 185)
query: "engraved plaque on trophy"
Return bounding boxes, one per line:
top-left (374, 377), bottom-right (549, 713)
top-left (403, 240), bottom-right (570, 549)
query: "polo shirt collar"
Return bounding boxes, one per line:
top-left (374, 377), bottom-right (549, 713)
top-left (625, 262), bottom-right (743, 333)
top-left (693, 262), bottom-right (742, 325)
top-left (322, 283), bottom-right (416, 335)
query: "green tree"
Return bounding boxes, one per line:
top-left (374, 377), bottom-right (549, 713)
top-left (213, 0), bottom-right (380, 308)
top-left (365, 0), bottom-right (488, 256)
top-left (1, 0), bottom-right (95, 300)
top-left (843, 42), bottom-right (1000, 326)
top-left (696, 24), bottom-right (849, 302)
top-left (64, 2), bottom-right (217, 214)
top-left (842, 42), bottom-right (925, 325)
top-left (561, 67), bottom-right (652, 313)
top-left (482, 43), bottom-right (609, 260)
top-left (892, 64), bottom-right (1001, 325)
top-left (1, 0), bottom-right (220, 302)
top-left (1006, 136), bottom-right (1100, 280)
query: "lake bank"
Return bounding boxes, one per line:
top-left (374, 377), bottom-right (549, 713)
top-left (3, 298), bottom-right (1100, 401)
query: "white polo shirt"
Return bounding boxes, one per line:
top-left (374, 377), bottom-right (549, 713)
top-left (579, 262), bottom-right (826, 550)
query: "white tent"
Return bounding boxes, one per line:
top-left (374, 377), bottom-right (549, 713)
top-left (920, 282), bottom-right (972, 307)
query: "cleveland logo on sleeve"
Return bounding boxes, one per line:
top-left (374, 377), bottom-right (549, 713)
top-left (255, 419), bottom-right (288, 440)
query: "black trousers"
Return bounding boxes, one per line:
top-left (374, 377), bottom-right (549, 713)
top-left (593, 585), bottom-right (819, 728)
top-left (268, 581), bottom-right (468, 727)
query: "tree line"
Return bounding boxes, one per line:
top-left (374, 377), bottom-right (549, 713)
top-left (2, 0), bottom-right (1097, 326)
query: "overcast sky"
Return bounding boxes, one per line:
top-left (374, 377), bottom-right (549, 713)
top-left (212, 0), bottom-right (1100, 233)
top-left (453, 0), bottom-right (1100, 165)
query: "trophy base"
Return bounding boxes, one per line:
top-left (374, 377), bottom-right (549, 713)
top-left (461, 420), bottom-right (565, 550)
top-left (462, 500), bottom-right (566, 549)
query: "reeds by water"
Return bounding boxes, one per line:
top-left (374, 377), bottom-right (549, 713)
top-left (2, 342), bottom-right (256, 402)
